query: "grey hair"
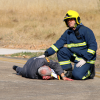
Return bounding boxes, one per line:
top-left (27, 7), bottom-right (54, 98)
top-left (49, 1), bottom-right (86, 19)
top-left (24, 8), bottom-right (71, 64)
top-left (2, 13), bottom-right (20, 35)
top-left (38, 65), bottom-right (52, 76)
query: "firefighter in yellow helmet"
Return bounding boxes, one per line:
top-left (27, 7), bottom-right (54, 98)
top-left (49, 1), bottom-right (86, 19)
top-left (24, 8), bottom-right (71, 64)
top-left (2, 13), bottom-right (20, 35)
top-left (39, 10), bottom-right (97, 80)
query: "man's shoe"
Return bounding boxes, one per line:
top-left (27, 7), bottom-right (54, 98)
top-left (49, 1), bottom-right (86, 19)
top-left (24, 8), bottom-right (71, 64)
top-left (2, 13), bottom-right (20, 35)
top-left (65, 68), bottom-right (72, 79)
top-left (89, 64), bottom-right (95, 79)
top-left (65, 71), bottom-right (72, 78)
top-left (13, 65), bottom-right (18, 71)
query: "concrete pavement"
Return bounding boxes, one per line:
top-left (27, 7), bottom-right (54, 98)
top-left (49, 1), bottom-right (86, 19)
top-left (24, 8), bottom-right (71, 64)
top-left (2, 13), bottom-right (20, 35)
top-left (0, 57), bottom-right (100, 100)
top-left (0, 48), bottom-right (100, 100)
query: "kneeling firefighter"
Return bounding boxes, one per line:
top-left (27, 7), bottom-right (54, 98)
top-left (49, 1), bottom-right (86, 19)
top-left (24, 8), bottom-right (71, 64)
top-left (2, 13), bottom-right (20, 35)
top-left (40, 10), bottom-right (97, 80)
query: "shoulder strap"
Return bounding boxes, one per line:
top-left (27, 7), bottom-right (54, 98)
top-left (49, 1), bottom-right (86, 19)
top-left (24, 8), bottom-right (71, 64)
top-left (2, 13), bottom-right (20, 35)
top-left (74, 25), bottom-right (82, 39)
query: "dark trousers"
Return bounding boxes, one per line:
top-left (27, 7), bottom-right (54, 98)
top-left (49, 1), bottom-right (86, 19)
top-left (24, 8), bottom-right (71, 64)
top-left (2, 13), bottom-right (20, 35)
top-left (16, 57), bottom-right (36, 77)
top-left (57, 47), bottom-right (95, 80)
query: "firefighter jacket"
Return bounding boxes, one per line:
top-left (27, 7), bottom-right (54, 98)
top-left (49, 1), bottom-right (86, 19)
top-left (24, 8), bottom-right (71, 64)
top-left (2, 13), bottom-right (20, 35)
top-left (21, 57), bottom-right (64, 79)
top-left (45, 25), bottom-right (97, 64)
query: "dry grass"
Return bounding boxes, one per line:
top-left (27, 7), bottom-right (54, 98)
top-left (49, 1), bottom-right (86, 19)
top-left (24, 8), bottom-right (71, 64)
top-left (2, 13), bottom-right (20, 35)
top-left (0, 0), bottom-right (100, 51)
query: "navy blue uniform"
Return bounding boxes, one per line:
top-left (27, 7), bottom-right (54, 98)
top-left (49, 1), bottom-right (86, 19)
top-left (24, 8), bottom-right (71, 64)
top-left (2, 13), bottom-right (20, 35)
top-left (16, 57), bottom-right (64, 79)
top-left (45, 25), bottom-right (97, 80)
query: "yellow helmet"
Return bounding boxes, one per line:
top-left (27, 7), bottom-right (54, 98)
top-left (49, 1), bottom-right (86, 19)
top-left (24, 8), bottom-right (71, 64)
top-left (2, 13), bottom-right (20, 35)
top-left (64, 10), bottom-right (81, 25)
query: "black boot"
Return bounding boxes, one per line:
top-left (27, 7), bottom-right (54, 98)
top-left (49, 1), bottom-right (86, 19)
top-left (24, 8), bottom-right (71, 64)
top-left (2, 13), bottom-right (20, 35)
top-left (65, 68), bottom-right (72, 79)
top-left (89, 64), bottom-right (95, 79)
top-left (13, 65), bottom-right (18, 71)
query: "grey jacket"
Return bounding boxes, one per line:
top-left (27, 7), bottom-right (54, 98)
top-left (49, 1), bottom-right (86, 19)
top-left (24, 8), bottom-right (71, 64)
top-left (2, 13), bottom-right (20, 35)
top-left (17, 57), bottom-right (64, 79)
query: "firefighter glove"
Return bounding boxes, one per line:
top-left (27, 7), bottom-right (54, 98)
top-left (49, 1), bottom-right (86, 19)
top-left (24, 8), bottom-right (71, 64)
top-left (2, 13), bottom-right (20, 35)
top-left (37, 55), bottom-right (45, 58)
top-left (76, 59), bottom-right (86, 67)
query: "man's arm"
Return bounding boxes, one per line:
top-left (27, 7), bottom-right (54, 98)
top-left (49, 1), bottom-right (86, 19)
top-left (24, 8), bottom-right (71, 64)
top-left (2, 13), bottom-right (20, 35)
top-left (36, 31), bottom-right (68, 58)
top-left (83, 28), bottom-right (97, 61)
top-left (35, 58), bottom-right (73, 81)
top-left (47, 59), bottom-right (73, 81)
top-left (44, 31), bottom-right (68, 57)
top-left (47, 60), bottom-right (64, 75)
top-left (61, 73), bottom-right (73, 81)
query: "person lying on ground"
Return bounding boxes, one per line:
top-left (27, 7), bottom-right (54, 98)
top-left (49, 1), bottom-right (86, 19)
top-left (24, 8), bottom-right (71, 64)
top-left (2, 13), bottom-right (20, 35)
top-left (13, 57), bottom-right (73, 81)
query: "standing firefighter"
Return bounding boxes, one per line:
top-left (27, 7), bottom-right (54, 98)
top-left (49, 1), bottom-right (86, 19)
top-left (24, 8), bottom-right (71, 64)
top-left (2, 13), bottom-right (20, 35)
top-left (40, 10), bottom-right (97, 80)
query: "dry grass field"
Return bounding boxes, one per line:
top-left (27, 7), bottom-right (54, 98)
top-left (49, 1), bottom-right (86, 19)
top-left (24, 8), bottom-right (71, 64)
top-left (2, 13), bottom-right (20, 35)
top-left (0, 0), bottom-right (100, 53)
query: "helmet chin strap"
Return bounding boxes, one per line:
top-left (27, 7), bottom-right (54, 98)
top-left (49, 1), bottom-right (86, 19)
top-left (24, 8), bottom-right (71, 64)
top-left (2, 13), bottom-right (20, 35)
top-left (74, 23), bottom-right (77, 28)
top-left (69, 23), bottom-right (77, 30)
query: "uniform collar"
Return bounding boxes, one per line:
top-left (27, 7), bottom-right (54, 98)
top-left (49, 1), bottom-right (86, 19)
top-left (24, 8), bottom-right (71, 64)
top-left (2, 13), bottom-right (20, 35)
top-left (68, 24), bottom-right (83, 34)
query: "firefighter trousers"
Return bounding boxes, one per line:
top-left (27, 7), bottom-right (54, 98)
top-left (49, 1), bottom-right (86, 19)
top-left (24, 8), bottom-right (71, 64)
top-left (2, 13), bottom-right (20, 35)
top-left (57, 47), bottom-right (94, 80)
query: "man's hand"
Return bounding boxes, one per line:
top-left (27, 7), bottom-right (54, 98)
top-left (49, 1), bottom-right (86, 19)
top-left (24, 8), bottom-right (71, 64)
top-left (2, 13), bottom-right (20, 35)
top-left (63, 77), bottom-right (73, 81)
top-left (76, 59), bottom-right (86, 67)
top-left (61, 73), bottom-right (73, 81)
top-left (42, 76), bottom-right (51, 80)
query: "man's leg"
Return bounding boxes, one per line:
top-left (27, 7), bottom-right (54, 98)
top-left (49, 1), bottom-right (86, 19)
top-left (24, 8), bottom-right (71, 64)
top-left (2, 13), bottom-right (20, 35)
top-left (57, 47), bottom-right (74, 78)
top-left (16, 57), bottom-right (35, 76)
top-left (13, 65), bottom-right (28, 78)
top-left (72, 63), bottom-right (92, 80)
top-left (16, 66), bottom-right (23, 75)
top-left (13, 65), bottom-right (23, 75)
top-left (57, 47), bottom-right (73, 70)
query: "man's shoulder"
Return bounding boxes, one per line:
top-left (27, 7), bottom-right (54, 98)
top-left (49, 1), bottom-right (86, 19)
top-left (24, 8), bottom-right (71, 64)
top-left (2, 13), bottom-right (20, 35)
top-left (80, 25), bottom-right (92, 31)
top-left (79, 25), bottom-right (94, 36)
top-left (64, 29), bottom-right (69, 33)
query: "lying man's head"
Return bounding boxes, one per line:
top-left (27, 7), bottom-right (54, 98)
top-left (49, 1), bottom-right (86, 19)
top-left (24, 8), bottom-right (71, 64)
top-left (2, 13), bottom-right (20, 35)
top-left (38, 65), bottom-right (52, 80)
